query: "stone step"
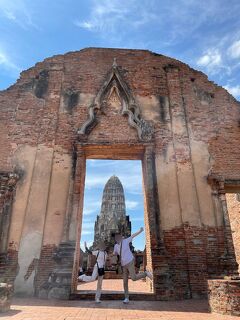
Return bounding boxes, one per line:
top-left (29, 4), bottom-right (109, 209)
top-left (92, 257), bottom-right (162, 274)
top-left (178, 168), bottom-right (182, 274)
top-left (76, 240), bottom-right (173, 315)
top-left (56, 247), bottom-right (75, 252)
top-left (53, 253), bottom-right (74, 258)
top-left (58, 242), bottom-right (75, 248)
top-left (70, 292), bottom-right (156, 301)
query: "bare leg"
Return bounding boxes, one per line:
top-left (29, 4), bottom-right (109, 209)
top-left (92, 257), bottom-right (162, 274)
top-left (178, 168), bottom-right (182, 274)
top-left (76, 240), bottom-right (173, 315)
top-left (123, 265), bottom-right (129, 299)
top-left (95, 275), bottom-right (103, 301)
top-left (127, 260), bottom-right (146, 281)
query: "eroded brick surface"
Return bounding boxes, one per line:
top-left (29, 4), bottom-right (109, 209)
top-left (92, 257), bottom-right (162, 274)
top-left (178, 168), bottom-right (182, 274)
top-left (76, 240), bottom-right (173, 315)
top-left (208, 279), bottom-right (240, 316)
top-left (227, 194), bottom-right (240, 271)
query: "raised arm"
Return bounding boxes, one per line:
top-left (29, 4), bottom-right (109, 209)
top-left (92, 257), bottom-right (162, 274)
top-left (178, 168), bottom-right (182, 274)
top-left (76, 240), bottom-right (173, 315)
top-left (84, 241), bottom-right (92, 255)
top-left (132, 227), bottom-right (144, 239)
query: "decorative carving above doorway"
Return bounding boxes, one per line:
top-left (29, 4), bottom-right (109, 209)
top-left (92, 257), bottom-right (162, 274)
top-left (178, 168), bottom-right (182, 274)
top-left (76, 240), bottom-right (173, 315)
top-left (78, 59), bottom-right (154, 141)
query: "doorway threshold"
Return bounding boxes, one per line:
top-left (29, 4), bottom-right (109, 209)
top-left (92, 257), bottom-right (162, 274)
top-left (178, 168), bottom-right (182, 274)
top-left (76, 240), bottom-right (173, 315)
top-left (70, 291), bottom-right (156, 301)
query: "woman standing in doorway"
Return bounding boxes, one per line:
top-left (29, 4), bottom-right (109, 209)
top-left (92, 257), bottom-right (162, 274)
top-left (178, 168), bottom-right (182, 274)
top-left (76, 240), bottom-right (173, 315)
top-left (113, 227), bottom-right (153, 304)
top-left (79, 241), bottom-right (107, 303)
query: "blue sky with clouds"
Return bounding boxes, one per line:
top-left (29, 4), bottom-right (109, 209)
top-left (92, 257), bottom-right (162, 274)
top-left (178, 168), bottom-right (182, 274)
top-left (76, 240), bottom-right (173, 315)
top-left (1, 1), bottom-right (240, 249)
top-left (0, 0), bottom-right (240, 98)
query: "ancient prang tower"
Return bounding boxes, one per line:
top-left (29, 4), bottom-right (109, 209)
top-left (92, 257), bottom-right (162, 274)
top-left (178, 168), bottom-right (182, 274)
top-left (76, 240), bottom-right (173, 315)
top-left (93, 176), bottom-right (131, 249)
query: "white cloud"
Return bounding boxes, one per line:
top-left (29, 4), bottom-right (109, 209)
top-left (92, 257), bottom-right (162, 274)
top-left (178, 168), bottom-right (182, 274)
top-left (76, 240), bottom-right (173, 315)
top-left (73, 0), bottom-right (240, 44)
top-left (74, 0), bottom-right (157, 43)
top-left (223, 84), bottom-right (240, 98)
top-left (74, 0), bottom-right (239, 47)
top-left (75, 21), bottom-right (94, 31)
top-left (82, 200), bottom-right (101, 215)
top-left (81, 221), bottom-right (94, 239)
top-left (154, 1), bottom-right (219, 44)
top-left (228, 40), bottom-right (240, 59)
top-left (0, 0), bottom-right (36, 29)
top-left (85, 176), bottom-right (106, 189)
top-left (195, 35), bottom-right (240, 78)
top-left (197, 49), bottom-right (222, 68)
top-left (195, 47), bottom-right (237, 76)
top-left (0, 48), bottom-right (20, 73)
top-left (85, 172), bottom-right (143, 195)
top-left (74, 0), bottom-right (128, 33)
top-left (85, 160), bottom-right (143, 195)
top-left (81, 230), bottom-right (92, 235)
top-left (126, 200), bottom-right (139, 210)
top-left (82, 221), bottom-right (94, 229)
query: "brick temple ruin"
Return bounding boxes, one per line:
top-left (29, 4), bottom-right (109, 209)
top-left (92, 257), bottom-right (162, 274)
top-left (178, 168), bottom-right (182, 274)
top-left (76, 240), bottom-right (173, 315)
top-left (0, 48), bottom-right (240, 301)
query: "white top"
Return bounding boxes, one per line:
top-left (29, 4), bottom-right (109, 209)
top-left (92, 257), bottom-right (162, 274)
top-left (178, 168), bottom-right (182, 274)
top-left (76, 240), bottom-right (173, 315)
top-left (113, 236), bottom-right (133, 266)
top-left (92, 250), bottom-right (107, 268)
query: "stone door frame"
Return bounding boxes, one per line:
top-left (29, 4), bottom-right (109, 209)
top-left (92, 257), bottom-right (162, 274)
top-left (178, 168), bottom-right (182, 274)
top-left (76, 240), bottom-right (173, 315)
top-left (70, 141), bottom-right (163, 296)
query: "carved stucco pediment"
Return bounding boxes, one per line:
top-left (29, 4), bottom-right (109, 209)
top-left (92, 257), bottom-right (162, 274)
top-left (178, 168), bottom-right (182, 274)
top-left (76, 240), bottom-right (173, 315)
top-left (77, 59), bottom-right (154, 142)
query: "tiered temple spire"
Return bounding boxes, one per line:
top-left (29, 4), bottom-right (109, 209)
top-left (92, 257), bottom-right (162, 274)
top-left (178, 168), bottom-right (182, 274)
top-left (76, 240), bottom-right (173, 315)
top-left (93, 176), bottom-right (131, 249)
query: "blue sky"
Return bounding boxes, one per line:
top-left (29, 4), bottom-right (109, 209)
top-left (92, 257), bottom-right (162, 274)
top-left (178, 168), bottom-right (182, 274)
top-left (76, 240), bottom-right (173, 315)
top-left (1, 1), bottom-right (240, 250)
top-left (0, 0), bottom-right (240, 98)
top-left (82, 160), bottom-right (145, 250)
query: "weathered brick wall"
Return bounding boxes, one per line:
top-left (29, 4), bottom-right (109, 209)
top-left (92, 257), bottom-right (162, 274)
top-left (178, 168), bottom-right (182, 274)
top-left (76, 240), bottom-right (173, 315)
top-left (227, 194), bottom-right (240, 271)
top-left (0, 173), bottom-right (19, 285)
top-left (0, 48), bottom-right (239, 299)
top-left (34, 245), bottom-right (56, 295)
top-left (208, 279), bottom-right (240, 316)
top-left (1, 48), bottom-right (239, 176)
